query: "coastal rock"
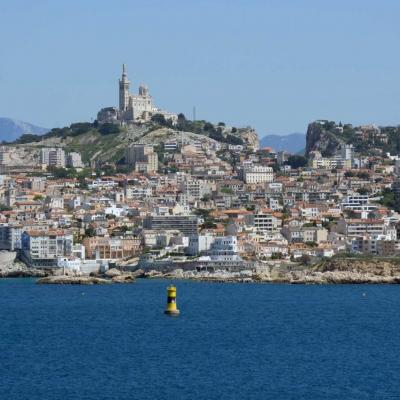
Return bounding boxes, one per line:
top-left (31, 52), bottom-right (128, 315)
top-left (111, 273), bottom-right (136, 283)
top-left (37, 276), bottom-right (112, 285)
top-left (104, 268), bottom-right (122, 278)
top-left (143, 270), bottom-right (164, 278)
top-left (131, 269), bottom-right (145, 278)
top-left (0, 251), bottom-right (49, 278)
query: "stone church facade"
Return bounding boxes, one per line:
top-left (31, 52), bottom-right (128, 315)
top-left (97, 64), bottom-right (177, 125)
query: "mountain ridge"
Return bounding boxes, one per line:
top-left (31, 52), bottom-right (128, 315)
top-left (260, 133), bottom-right (305, 153)
top-left (0, 117), bottom-right (48, 142)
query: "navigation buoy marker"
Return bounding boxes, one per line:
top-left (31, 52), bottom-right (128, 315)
top-left (164, 285), bottom-right (180, 316)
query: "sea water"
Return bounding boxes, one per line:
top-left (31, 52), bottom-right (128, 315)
top-left (0, 278), bottom-right (399, 399)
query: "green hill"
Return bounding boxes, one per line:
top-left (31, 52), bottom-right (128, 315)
top-left (9, 115), bottom-right (259, 164)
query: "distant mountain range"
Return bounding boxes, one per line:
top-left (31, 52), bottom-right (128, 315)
top-left (0, 117), bottom-right (48, 142)
top-left (260, 133), bottom-right (305, 154)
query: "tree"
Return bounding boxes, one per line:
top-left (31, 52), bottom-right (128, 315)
top-left (357, 187), bottom-right (369, 195)
top-left (285, 155), bottom-right (308, 169)
top-left (357, 171), bottom-right (370, 180)
top-left (47, 166), bottom-right (69, 179)
top-left (271, 252), bottom-right (283, 260)
top-left (99, 123), bottom-right (120, 135)
top-left (85, 226), bottom-right (96, 237)
top-left (151, 113), bottom-right (166, 125)
top-left (299, 254), bottom-right (312, 265)
top-left (0, 204), bottom-right (12, 211)
top-left (16, 134), bottom-right (42, 144)
top-left (203, 122), bottom-right (214, 131)
top-left (201, 194), bottom-right (211, 202)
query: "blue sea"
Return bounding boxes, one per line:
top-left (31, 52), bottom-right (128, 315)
top-left (1, 279), bottom-right (399, 400)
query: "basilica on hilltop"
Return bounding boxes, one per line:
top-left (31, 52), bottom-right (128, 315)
top-left (97, 64), bottom-right (177, 125)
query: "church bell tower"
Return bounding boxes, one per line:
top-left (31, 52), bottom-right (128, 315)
top-left (119, 64), bottom-right (130, 111)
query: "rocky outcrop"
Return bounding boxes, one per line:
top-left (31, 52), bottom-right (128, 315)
top-left (0, 251), bottom-right (49, 278)
top-left (37, 270), bottom-right (137, 284)
top-left (238, 128), bottom-right (259, 151)
top-left (140, 258), bottom-right (400, 284)
top-left (316, 259), bottom-right (400, 276)
top-left (305, 122), bottom-right (343, 157)
top-left (104, 268), bottom-right (122, 278)
top-left (37, 276), bottom-right (112, 284)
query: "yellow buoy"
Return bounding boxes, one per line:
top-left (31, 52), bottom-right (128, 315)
top-left (164, 285), bottom-right (180, 316)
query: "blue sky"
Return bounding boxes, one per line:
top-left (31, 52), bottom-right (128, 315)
top-left (0, 0), bottom-right (399, 136)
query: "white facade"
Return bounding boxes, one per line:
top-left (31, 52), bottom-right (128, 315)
top-left (117, 64), bottom-right (177, 124)
top-left (41, 148), bottom-right (66, 168)
top-left (66, 152), bottom-right (84, 168)
top-left (243, 164), bottom-right (274, 184)
top-left (204, 236), bottom-right (242, 262)
top-left (187, 234), bottom-right (214, 256)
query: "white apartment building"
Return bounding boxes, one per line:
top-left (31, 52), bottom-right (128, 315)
top-left (40, 148), bottom-right (66, 168)
top-left (243, 164), bottom-right (274, 184)
top-left (187, 234), bottom-right (215, 256)
top-left (181, 178), bottom-right (214, 200)
top-left (0, 147), bottom-right (11, 165)
top-left (204, 236), bottom-right (241, 262)
top-left (248, 212), bottom-right (281, 234)
top-left (337, 218), bottom-right (385, 237)
top-left (66, 152), bottom-right (84, 168)
top-left (21, 230), bottom-right (73, 267)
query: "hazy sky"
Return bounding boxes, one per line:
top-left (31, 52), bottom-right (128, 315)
top-left (1, 0), bottom-right (400, 136)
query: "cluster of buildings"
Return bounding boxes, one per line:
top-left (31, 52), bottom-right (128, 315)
top-left (0, 118), bottom-right (400, 275)
top-left (0, 146), bottom-right (84, 170)
top-left (1, 71), bottom-right (400, 273)
top-left (40, 148), bottom-right (84, 169)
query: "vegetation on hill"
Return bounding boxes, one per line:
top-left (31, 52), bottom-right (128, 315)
top-left (13, 122), bottom-right (123, 145)
top-left (306, 120), bottom-right (400, 158)
top-left (378, 188), bottom-right (400, 212)
top-left (6, 115), bottom-right (258, 166)
top-left (151, 113), bottom-right (244, 145)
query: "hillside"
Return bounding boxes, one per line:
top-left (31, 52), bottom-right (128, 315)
top-left (0, 117), bottom-right (48, 142)
top-left (305, 120), bottom-right (400, 157)
top-left (260, 133), bottom-right (305, 153)
top-left (8, 117), bottom-right (259, 165)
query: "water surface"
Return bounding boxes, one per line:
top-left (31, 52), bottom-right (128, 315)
top-left (0, 279), bottom-right (399, 399)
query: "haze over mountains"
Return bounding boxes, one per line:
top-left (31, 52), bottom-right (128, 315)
top-left (0, 118), bottom-right (48, 142)
top-left (260, 133), bottom-right (305, 153)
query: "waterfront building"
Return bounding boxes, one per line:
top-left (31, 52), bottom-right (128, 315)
top-left (21, 230), bottom-right (73, 267)
top-left (82, 236), bottom-right (141, 260)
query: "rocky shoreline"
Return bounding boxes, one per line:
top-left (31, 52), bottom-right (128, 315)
top-left (36, 268), bottom-right (139, 285)
top-left (140, 258), bottom-right (400, 284)
top-left (3, 251), bottom-right (400, 284)
top-left (0, 251), bottom-right (49, 278)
